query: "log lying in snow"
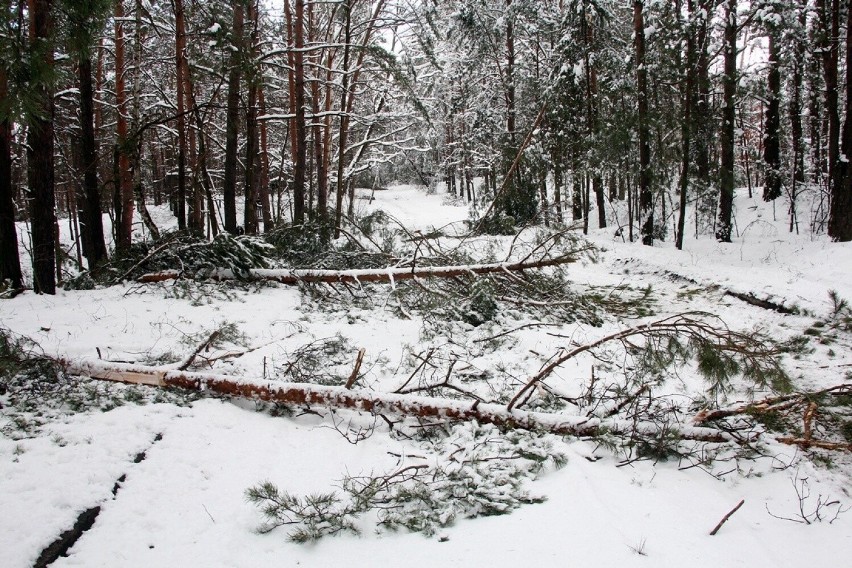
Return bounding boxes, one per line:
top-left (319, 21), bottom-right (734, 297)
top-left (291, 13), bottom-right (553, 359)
top-left (63, 358), bottom-right (731, 443)
top-left (136, 254), bottom-right (583, 285)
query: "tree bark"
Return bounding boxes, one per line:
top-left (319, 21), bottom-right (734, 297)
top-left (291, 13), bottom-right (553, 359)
top-left (716, 0), bottom-right (737, 243)
top-left (763, 23), bottom-right (782, 201)
top-left (807, 15), bottom-right (824, 187)
top-left (676, 0), bottom-right (695, 250)
top-left (223, 0), bottom-right (244, 234)
top-left (244, 0), bottom-right (260, 235)
top-left (291, 0), bottom-right (308, 224)
top-left (114, 0), bottom-right (134, 254)
top-left (552, 155), bottom-right (563, 223)
top-left (332, 0), bottom-right (387, 234)
top-left (788, 1), bottom-right (806, 232)
top-left (308, 3), bottom-right (328, 230)
top-left (175, 0), bottom-right (190, 231)
top-left (634, 1), bottom-right (653, 245)
top-left (332, 0), bottom-right (353, 237)
top-left (831, 0), bottom-right (852, 240)
top-left (584, 15), bottom-right (605, 230)
top-left (77, 56), bottom-right (108, 269)
top-left (258, 86), bottom-right (273, 231)
top-left (0, 63), bottom-right (23, 289)
top-left (817, 0), bottom-right (840, 205)
top-left (131, 0), bottom-right (158, 241)
top-left (693, 0), bottom-right (713, 223)
top-left (27, 0), bottom-right (56, 293)
top-left (505, 0), bottom-right (516, 143)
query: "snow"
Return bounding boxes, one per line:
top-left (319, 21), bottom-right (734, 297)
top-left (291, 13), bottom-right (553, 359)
top-left (2, 184), bottom-right (852, 566)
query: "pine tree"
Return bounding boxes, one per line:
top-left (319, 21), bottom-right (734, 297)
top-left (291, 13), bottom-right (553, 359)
top-left (716, 0), bottom-right (737, 243)
top-left (634, 1), bottom-right (653, 246)
top-left (223, 0), bottom-right (244, 234)
top-left (66, 0), bottom-right (111, 270)
top-left (761, 1), bottom-right (783, 202)
top-left (831, 0), bottom-right (852, 241)
top-left (0, 61), bottom-right (22, 289)
top-left (27, 0), bottom-right (57, 293)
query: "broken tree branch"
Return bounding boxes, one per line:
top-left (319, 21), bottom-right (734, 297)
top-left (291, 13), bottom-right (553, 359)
top-left (692, 385), bottom-right (852, 425)
top-left (709, 499), bottom-right (745, 536)
top-left (802, 402), bottom-right (818, 441)
top-left (345, 348), bottom-right (366, 389)
top-left (507, 312), bottom-right (780, 412)
top-left (776, 437), bottom-right (852, 452)
top-left (176, 330), bottom-right (221, 371)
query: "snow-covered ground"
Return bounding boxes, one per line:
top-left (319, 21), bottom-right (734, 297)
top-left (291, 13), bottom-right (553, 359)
top-left (2, 185), bottom-right (851, 567)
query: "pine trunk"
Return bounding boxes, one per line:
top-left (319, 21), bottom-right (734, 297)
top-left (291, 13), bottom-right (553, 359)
top-left (676, 0), bottom-right (694, 250)
top-left (243, 0), bottom-right (260, 235)
top-left (808, 16), bottom-right (824, 187)
top-left (634, 1), bottom-right (653, 245)
top-left (0, 61), bottom-right (23, 288)
top-left (830, 1), bottom-right (852, 240)
top-left (308, 3), bottom-right (327, 228)
top-left (763, 26), bottom-right (782, 201)
top-left (693, 1), bottom-right (713, 219)
top-left (292, 0), bottom-right (307, 224)
top-left (77, 56), bottom-right (108, 269)
top-left (258, 87), bottom-right (273, 231)
top-left (788, 2), bottom-right (806, 232)
top-left (175, 0), bottom-right (190, 231)
top-left (223, 0), bottom-right (244, 234)
top-left (27, 0), bottom-right (56, 293)
top-left (131, 0), bottom-right (158, 241)
top-left (332, 0), bottom-right (352, 237)
top-left (817, 0), bottom-right (840, 217)
top-left (114, 0), bottom-right (134, 254)
top-left (716, 0), bottom-right (737, 243)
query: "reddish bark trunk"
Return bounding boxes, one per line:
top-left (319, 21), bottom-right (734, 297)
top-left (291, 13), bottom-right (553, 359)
top-left (115, 0), bottom-right (134, 254)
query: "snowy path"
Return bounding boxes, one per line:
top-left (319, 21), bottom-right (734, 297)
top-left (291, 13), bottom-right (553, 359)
top-left (7, 400), bottom-right (850, 568)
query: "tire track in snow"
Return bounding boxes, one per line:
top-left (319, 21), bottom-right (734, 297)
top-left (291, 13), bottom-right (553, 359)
top-left (32, 433), bottom-right (163, 568)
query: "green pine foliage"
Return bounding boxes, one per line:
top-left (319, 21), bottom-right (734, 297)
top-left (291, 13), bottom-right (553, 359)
top-left (460, 277), bottom-right (498, 326)
top-left (183, 233), bottom-right (273, 279)
top-left (247, 422), bottom-right (567, 542)
top-left (66, 232), bottom-right (274, 287)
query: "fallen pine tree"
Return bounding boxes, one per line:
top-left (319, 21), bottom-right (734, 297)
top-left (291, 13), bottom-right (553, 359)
top-left (61, 357), bottom-right (732, 443)
top-left (58, 353), bottom-right (852, 452)
top-left (56, 311), bottom-right (852, 451)
top-left (136, 254), bottom-right (584, 285)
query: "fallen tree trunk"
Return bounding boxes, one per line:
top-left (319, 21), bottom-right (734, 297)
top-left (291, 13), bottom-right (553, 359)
top-left (724, 290), bottom-right (795, 314)
top-left (62, 358), bottom-right (731, 443)
top-left (136, 254), bottom-right (584, 285)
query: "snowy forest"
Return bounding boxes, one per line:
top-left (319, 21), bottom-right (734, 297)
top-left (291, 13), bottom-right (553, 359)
top-left (1, 0), bottom-right (851, 293)
top-left (2, 1), bottom-right (852, 567)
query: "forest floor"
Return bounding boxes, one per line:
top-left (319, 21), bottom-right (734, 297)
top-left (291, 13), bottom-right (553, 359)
top-left (2, 185), bottom-right (852, 567)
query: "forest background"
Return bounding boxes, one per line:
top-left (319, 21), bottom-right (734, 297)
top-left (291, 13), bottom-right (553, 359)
top-left (2, 0), bottom-right (852, 295)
